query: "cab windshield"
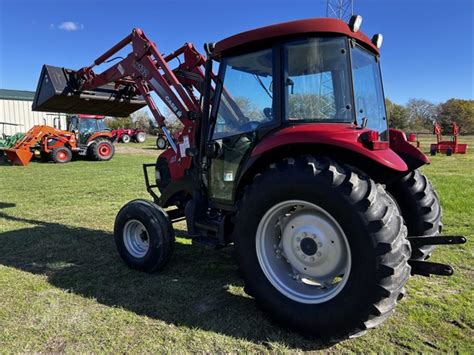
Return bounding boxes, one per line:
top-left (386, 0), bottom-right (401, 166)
top-left (213, 36), bottom-right (388, 139)
top-left (284, 37), bottom-right (353, 122)
top-left (79, 118), bottom-right (108, 133)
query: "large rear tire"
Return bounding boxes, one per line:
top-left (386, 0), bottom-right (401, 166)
top-left (90, 139), bottom-right (115, 161)
top-left (114, 199), bottom-right (175, 273)
top-left (387, 169), bottom-right (442, 260)
top-left (234, 156), bottom-right (411, 339)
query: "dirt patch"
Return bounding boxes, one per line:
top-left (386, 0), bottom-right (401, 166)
top-left (114, 143), bottom-right (162, 156)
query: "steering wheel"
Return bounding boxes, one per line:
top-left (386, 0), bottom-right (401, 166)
top-left (263, 107), bottom-right (273, 120)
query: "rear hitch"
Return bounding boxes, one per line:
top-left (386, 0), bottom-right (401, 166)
top-left (408, 235), bottom-right (466, 248)
top-left (407, 235), bottom-right (467, 277)
top-left (409, 260), bottom-right (454, 277)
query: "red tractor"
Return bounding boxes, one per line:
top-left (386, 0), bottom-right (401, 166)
top-left (33, 16), bottom-right (465, 339)
top-left (112, 128), bottom-right (146, 143)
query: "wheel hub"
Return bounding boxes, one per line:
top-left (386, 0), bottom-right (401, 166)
top-left (123, 219), bottom-right (150, 258)
top-left (256, 200), bottom-right (352, 304)
top-left (300, 237), bottom-right (318, 256)
top-left (280, 210), bottom-right (348, 280)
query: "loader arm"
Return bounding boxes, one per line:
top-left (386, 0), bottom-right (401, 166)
top-left (71, 28), bottom-right (207, 154)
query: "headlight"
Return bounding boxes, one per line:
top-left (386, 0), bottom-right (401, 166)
top-left (348, 15), bottom-right (363, 33)
top-left (372, 34), bottom-right (383, 48)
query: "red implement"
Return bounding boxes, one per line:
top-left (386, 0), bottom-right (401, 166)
top-left (430, 122), bottom-right (468, 154)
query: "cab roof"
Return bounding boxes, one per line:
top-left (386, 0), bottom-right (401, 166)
top-left (213, 17), bottom-right (379, 56)
top-left (76, 114), bottom-right (105, 119)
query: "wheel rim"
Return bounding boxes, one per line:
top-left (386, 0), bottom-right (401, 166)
top-left (157, 138), bottom-right (165, 149)
top-left (57, 151), bottom-right (67, 161)
top-left (256, 200), bottom-right (351, 304)
top-left (123, 219), bottom-right (150, 258)
top-left (137, 133), bottom-right (145, 142)
top-left (98, 143), bottom-right (111, 157)
top-left (122, 135), bottom-right (130, 143)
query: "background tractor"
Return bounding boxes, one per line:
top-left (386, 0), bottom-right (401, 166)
top-left (33, 16), bottom-right (465, 339)
top-left (112, 128), bottom-right (146, 143)
top-left (5, 114), bottom-right (115, 165)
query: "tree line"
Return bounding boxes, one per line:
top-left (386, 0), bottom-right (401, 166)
top-left (105, 97), bottom-right (474, 135)
top-left (386, 98), bottom-right (474, 134)
top-left (105, 109), bottom-right (183, 135)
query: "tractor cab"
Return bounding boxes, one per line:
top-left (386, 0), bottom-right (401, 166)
top-left (68, 114), bottom-right (110, 145)
top-left (206, 17), bottom-right (387, 201)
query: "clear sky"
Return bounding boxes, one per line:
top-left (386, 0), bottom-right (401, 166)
top-left (0, 0), bottom-right (472, 105)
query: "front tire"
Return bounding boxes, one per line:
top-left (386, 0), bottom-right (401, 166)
top-left (234, 156), bottom-right (411, 339)
top-left (156, 136), bottom-right (168, 150)
top-left (51, 146), bottom-right (72, 164)
top-left (114, 199), bottom-right (175, 272)
top-left (121, 134), bottom-right (131, 143)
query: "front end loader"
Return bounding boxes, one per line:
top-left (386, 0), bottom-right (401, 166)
top-left (5, 115), bottom-right (115, 165)
top-left (32, 16), bottom-right (466, 340)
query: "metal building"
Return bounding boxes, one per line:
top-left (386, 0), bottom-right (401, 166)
top-left (0, 89), bottom-right (67, 136)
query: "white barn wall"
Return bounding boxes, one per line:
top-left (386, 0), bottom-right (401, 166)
top-left (0, 99), bottom-right (67, 136)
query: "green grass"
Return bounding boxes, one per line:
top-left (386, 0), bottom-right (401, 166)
top-left (0, 137), bottom-right (473, 353)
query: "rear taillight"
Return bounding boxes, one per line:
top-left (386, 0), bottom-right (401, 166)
top-left (368, 130), bottom-right (379, 142)
top-left (361, 130), bottom-right (389, 150)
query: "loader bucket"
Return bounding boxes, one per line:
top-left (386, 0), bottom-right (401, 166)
top-left (4, 149), bottom-right (33, 166)
top-left (32, 65), bottom-right (147, 117)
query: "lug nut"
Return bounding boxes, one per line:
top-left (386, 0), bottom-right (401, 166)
top-left (302, 232), bottom-right (307, 237)
top-left (317, 252), bottom-right (322, 257)
top-left (317, 242), bottom-right (323, 247)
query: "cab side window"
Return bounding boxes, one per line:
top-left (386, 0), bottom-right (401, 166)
top-left (69, 117), bottom-right (78, 132)
top-left (213, 48), bottom-right (274, 139)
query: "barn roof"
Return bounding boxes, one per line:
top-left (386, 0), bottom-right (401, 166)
top-left (0, 89), bottom-right (36, 101)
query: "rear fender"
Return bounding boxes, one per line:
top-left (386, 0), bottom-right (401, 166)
top-left (235, 124), bottom-right (413, 201)
top-left (250, 124), bottom-right (409, 171)
top-left (389, 128), bottom-right (430, 170)
top-left (87, 132), bottom-right (114, 145)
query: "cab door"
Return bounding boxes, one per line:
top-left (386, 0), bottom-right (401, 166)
top-left (208, 47), bottom-right (278, 203)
